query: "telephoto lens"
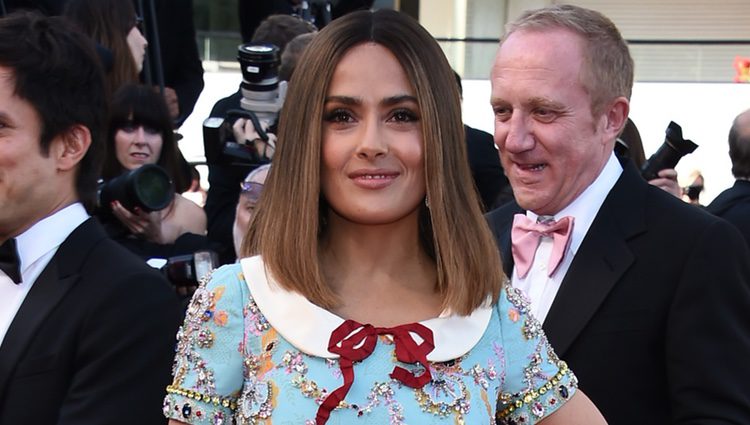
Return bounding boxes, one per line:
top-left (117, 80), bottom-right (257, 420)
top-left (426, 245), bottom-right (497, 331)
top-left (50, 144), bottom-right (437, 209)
top-left (238, 43), bottom-right (280, 91)
top-left (237, 43), bottom-right (284, 122)
top-left (98, 164), bottom-right (175, 213)
top-left (640, 121), bottom-right (698, 181)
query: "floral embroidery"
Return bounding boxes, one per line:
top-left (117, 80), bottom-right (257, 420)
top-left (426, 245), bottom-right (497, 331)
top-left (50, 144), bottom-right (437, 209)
top-left (508, 307), bottom-right (520, 323)
top-left (213, 311), bottom-right (229, 327)
top-left (236, 379), bottom-right (274, 423)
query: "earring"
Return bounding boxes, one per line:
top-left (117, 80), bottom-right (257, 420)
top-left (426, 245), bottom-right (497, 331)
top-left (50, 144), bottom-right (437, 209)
top-left (424, 196), bottom-right (430, 209)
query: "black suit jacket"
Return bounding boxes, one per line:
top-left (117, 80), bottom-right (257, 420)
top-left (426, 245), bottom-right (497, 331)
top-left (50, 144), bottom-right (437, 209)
top-left (706, 180), bottom-right (750, 247)
top-left (486, 159), bottom-right (750, 424)
top-left (464, 125), bottom-right (513, 211)
top-left (0, 218), bottom-right (182, 424)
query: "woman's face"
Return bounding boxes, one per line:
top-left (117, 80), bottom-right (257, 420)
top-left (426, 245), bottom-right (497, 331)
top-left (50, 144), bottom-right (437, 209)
top-left (114, 121), bottom-right (163, 171)
top-left (320, 42), bottom-right (425, 226)
top-left (126, 26), bottom-right (148, 72)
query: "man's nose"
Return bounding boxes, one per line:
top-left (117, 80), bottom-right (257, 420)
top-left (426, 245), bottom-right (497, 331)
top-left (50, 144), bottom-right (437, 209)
top-left (502, 113), bottom-right (534, 153)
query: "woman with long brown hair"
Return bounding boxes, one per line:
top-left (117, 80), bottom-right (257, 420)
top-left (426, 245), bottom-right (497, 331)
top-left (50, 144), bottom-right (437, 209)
top-left (164, 9), bottom-right (604, 425)
top-left (63, 0), bottom-right (147, 96)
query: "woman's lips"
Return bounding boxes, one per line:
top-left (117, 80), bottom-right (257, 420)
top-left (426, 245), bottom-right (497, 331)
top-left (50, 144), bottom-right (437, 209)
top-left (349, 170), bottom-right (399, 189)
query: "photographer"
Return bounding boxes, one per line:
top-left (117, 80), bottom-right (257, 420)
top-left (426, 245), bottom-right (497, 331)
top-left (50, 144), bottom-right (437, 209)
top-left (100, 83), bottom-right (207, 259)
top-left (204, 16), bottom-right (317, 264)
top-left (617, 117), bottom-right (683, 198)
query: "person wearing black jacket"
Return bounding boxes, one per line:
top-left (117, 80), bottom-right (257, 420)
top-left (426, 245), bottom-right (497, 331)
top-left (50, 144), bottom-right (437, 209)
top-left (0, 13), bottom-right (180, 424)
top-left (706, 108), bottom-right (750, 245)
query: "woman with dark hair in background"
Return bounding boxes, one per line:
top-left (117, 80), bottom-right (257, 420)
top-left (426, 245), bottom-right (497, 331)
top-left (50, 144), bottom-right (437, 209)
top-left (63, 0), bottom-right (146, 96)
top-left (164, 9), bottom-right (604, 425)
top-left (102, 84), bottom-right (205, 248)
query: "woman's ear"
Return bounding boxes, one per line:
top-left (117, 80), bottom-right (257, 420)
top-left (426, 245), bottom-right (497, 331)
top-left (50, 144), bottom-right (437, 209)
top-left (55, 124), bottom-right (92, 171)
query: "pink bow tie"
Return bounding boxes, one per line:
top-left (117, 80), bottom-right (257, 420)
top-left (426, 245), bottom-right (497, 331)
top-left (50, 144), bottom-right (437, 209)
top-left (511, 214), bottom-right (574, 279)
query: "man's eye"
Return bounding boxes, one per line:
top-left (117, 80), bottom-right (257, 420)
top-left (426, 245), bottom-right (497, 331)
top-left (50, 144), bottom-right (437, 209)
top-left (534, 108), bottom-right (557, 122)
top-left (493, 107), bottom-right (511, 120)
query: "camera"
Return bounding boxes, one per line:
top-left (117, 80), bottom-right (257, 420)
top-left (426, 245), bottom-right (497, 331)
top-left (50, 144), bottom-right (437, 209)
top-left (161, 250), bottom-right (219, 287)
top-left (203, 42), bottom-right (285, 167)
top-left (98, 164), bottom-right (175, 213)
top-left (640, 121), bottom-right (698, 181)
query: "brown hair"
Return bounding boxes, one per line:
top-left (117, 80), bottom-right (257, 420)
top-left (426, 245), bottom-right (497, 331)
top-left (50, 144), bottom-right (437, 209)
top-left (64, 0), bottom-right (140, 96)
top-left (503, 4), bottom-right (634, 116)
top-left (103, 84), bottom-right (190, 193)
top-left (243, 9), bottom-right (503, 315)
top-left (251, 14), bottom-right (317, 54)
top-left (0, 11), bottom-right (108, 212)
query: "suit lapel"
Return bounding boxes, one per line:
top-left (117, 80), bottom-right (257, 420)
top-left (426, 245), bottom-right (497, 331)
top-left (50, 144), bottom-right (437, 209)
top-left (543, 161), bottom-right (647, 355)
top-left (0, 218), bottom-right (103, 396)
top-left (488, 202), bottom-right (523, 277)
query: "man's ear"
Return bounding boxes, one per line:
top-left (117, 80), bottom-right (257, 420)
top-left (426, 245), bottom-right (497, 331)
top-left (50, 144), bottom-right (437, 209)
top-left (602, 97), bottom-right (630, 140)
top-left (55, 124), bottom-right (92, 171)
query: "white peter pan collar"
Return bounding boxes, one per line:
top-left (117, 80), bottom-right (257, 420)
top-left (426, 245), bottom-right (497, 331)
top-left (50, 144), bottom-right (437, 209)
top-left (239, 256), bottom-right (493, 362)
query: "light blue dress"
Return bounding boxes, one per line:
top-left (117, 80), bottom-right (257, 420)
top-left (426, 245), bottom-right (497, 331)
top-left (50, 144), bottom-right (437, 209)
top-left (163, 256), bottom-right (576, 424)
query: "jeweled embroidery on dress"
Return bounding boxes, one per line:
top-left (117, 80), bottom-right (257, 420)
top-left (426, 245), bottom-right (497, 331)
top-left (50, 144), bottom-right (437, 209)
top-left (164, 273), bottom-right (244, 424)
top-left (495, 286), bottom-right (577, 424)
top-left (236, 379), bottom-right (273, 424)
top-left (277, 347), bottom-right (412, 424)
top-left (165, 264), bottom-right (574, 424)
top-left (495, 343), bottom-right (577, 423)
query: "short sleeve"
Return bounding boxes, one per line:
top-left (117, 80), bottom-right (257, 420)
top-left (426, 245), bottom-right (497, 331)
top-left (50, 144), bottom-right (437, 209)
top-left (495, 286), bottom-right (578, 424)
top-left (163, 263), bottom-right (248, 424)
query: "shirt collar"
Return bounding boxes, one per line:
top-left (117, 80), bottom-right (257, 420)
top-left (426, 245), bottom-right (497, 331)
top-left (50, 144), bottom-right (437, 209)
top-left (527, 152), bottom-right (622, 255)
top-left (239, 255), bottom-right (493, 362)
top-left (15, 203), bottom-right (89, 274)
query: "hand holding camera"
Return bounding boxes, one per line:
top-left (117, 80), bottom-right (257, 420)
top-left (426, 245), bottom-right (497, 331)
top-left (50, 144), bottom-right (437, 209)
top-left (647, 168), bottom-right (682, 198)
top-left (232, 115), bottom-right (277, 160)
top-left (203, 42), bottom-right (284, 167)
top-left (640, 121), bottom-right (698, 181)
top-left (110, 199), bottom-right (166, 243)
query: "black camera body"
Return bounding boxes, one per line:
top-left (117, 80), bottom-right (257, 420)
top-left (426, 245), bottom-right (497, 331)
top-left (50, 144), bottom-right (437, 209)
top-left (640, 121), bottom-right (698, 181)
top-left (203, 42), bottom-right (285, 167)
top-left (161, 250), bottom-right (219, 288)
top-left (98, 164), bottom-right (175, 213)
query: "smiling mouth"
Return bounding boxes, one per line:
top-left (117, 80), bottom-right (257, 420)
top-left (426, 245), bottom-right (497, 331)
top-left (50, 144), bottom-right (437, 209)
top-left (518, 163), bottom-right (546, 172)
top-left (349, 172), bottom-right (399, 189)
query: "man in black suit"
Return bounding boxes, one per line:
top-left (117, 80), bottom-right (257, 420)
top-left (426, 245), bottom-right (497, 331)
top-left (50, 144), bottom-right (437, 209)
top-left (706, 108), bottom-right (750, 245)
top-left (486, 5), bottom-right (750, 424)
top-left (0, 12), bottom-right (181, 424)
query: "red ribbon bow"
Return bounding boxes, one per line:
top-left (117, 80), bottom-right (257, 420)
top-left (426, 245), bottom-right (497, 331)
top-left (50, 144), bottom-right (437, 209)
top-left (315, 319), bottom-right (435, 424)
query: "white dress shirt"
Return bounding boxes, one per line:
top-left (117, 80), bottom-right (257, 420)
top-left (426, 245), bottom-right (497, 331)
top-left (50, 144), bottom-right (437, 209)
top-left (0, 203), bottom-right (89, 345)
top-left (511, 153), bottom-right (622, 323)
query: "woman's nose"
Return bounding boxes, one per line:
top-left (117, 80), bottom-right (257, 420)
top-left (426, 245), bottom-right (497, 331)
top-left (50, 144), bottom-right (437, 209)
top-left (355, 119), bottom-right (387, 159)
top-left (133, 126), bottom-right (146, 144)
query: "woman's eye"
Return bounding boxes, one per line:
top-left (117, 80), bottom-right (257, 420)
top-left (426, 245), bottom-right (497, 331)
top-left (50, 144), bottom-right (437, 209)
top-left (120, 124), bottom-right (137, 133)
top-left (324, 109), bottom-right (353, 123)
top-left (391, 109), bottom-right (418, 122)
top-left (143, 126), bottom-right (160, 135)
